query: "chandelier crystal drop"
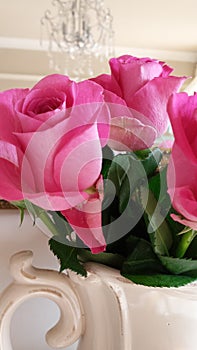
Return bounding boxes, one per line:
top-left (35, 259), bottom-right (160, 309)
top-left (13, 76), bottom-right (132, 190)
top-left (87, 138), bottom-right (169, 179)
top-left (41, 0), bottom-right (114, 80)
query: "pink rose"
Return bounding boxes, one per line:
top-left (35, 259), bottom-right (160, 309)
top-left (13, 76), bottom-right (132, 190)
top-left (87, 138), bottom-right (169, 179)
top-left (62, 176), bottom-right (105, 253)
top-left (92, 55), bottom-right (185, 151)
top-left (0, 74), bottom-right (110, 252)
top-left (0, 74), bottom-right (110, 212)
top-left (167, 92), bottom-right (197, 230)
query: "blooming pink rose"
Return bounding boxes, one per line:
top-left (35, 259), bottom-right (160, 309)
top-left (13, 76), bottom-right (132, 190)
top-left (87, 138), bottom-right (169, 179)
top-left (62, 176), bottom-right (105, 253)
top-left (92, 55), bottom-right (185, 151)
top-left (0, 74), bottom-right (110, 212)
top-left (0, 74), bottom-right (110, 252)
top-left (167, 92), bottom-right (197, 230)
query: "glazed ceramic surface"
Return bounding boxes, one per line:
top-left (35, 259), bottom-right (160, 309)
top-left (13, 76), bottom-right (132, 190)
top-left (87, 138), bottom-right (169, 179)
top-left (1, 250), bottom-right (197, 350)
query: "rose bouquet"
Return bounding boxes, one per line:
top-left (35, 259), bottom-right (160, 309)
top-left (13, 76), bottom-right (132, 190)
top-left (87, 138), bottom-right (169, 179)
top-left (0, 55), bottom-right (197, 287)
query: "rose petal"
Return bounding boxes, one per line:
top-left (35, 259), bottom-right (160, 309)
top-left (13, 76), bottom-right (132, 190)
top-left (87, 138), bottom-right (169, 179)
top-left (168, 93), bottom-right (197, 162)
top-left (168, 145), bottom-right (197, 224)
top-left (20, 89), bottom-right (66, 118)
top-left (15, 118), bottom-right (103, 210)
top-left (0, 141), bottom-right (23, 201)
top-left (168, 144), bottom-right (197, 192)
top-left (109, 55), bottom-right (164, 98)
top-left (0, 159), bottom-right (23, 200)
top-left (0, 88), bottom-right (28, 144)
top-left (62, 177), bottom-right (106, 253)
top-left (168, 186), bottom-right (197, 222)
top-left (108, 116), bottom-right (157, 151)
top-left (31, 74), bottom-right (74, 106)
top-left (129, 76), bottom-right (186, 136)
top-left (170, 213), bottom-right (197, 231)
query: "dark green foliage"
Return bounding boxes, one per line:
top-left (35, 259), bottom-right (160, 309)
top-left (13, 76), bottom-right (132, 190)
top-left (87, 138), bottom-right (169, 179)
top-left (49, 238), bottom-right (87, 276)
top-left (21, 147), bottom-right (197, 287)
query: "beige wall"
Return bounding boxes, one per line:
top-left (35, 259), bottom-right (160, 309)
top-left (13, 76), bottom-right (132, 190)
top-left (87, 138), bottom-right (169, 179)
top-left (0, 47), bottom-right (196, 91)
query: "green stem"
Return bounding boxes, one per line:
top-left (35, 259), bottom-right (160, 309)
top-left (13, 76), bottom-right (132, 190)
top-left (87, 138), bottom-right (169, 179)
top-left (175, 229), bottom-right (197, 258)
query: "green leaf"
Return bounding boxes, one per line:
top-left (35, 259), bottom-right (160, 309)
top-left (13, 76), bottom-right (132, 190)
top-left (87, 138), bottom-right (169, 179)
top-left (138, 148), bottom-right (163, 176)
top-left (10, 200), bottom-right (26, 209)
top-left (19, 208), bottom-right (25, 226)
top-left (121, 237), bottom-right (166, 275)
top-left (119, 177), bottom-right (131, 213)
top-left (134, 149), bottom-right (152, 159)
top-left (10, 200), bottom-right (27, 225)
top-left (185, 236), bottom-right (197, 259)
top-left (106, 153), bottom-right (146, 214)
top-left (140, 186), bottom-right (172, 256)
top-left (101, 145), bottom-right (114, 179)
top-left (175, 229), bottom-right (197, 258)
top-left (48, 211), bottom-right (73, 239)
top-left (78, 249), bottom-right (124, 269)
top-left (49, 238), bottom-right (87, 276)
top-left (148, 167), bottom-right (185, 256)
top-left (159, 255), bottom-right (197, 277)
top-left (105, 149), bottom-right (162, 214)
top-left (106, 154), bottom-right (131, 194)
top-left (102, 159), bottom-right (112, 179)
top-left (149, 167), bottom-right (183, 233)
top-left (149, 166), bottom-right (170, 206)
top-left (122, 273), bottom-right (195, 287)
top-left (29, 203), bottom-right (62, 236)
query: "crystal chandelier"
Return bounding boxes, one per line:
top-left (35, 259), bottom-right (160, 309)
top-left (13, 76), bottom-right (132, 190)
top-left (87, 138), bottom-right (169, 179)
top-left (41, 0), bottom-right (114, 80)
